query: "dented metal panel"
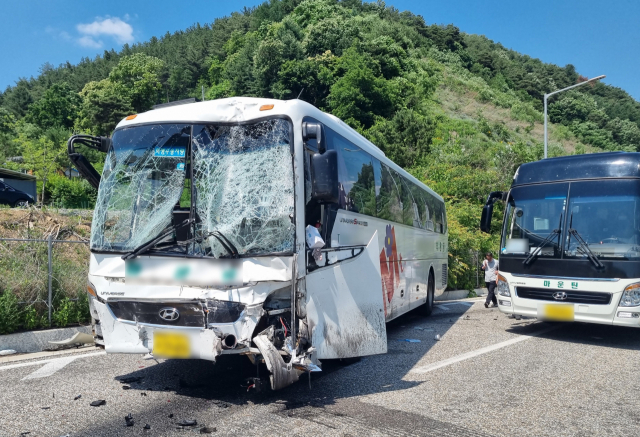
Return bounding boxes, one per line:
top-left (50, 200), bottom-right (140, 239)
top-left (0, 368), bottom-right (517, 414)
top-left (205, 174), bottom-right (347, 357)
top-left (305, 232), bottom-right (387, 359)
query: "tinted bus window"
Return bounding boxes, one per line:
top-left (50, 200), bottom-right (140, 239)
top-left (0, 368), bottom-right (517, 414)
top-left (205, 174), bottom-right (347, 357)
top-left (410, 182), bottom-right (427, 229)
top-left (375, 162), bottom-right (403, 223)
top-left (399, 177), bottom-right (418, 227)
top-left (335, 141), bottom-right (376, 216)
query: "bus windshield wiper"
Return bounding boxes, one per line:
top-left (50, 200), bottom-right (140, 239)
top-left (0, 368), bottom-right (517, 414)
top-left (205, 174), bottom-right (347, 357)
top-left (569, 228), bottom-right (604, 268)
top-left (522, 213), bottom-right (562, 266)
top-left (180, 230), bottom-right (239, 258)
top-left (122, 218), bottom-right (195, 260)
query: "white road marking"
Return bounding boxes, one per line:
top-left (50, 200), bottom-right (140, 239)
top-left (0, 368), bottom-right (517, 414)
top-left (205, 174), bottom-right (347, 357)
top-left (435, 304), bottom-right (451, 310)
top-left (410, 324), bottom-right (561, 374)
top-left (0, 351), bottom-right (105, 380)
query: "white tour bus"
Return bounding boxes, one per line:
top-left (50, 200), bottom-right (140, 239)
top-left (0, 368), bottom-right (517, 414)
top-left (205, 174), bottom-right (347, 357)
top-left (68, 97), bottom-right (448, 390)
top-left (481, 152), bottom-right (640, 327)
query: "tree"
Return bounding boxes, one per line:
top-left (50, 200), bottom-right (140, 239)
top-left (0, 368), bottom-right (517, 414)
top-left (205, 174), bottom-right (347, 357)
top-left (25, 83), bottom-right (81, 130)
top-left (77, 79), bottom-right (133, 136)
top-left (108, 53), bottom-right (164, 112)
top-left (327, 47), bottom-right (394, 129)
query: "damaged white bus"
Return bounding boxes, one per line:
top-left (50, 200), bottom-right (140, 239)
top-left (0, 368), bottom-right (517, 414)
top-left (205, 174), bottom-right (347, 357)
top-left (68, 98), bottom-right (448, 390)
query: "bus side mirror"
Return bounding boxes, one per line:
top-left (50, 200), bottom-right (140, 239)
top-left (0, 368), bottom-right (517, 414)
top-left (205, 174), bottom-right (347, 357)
top-left (302, 122), bottom-right (326, 154)
top-left (311, 150), bottom-right (339, 203)
top-left (480, 204), bottom-right (493, 233)
top-left (99, 136), bottom-right (112, 153)
top-left (480, 191), bottom-right (506, 233)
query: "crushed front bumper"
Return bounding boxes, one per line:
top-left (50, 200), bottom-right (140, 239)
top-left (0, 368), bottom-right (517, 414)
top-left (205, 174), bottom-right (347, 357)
top-left (93, 300), bottom-right (222, 361)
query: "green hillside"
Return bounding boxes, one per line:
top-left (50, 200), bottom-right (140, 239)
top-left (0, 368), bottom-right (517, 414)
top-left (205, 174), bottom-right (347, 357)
top-left (2, 0), bottom-right (639, 290)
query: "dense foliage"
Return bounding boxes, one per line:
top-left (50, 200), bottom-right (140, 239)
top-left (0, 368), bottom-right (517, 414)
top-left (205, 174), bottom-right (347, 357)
top-left (1, 0), bottom-right (638, 290)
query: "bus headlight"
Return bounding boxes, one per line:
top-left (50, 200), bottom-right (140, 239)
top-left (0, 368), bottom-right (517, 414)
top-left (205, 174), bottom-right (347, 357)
top-left (619, 283), bottom-right (640, 307)
top-left (497, 274), bottom-right (510, 297)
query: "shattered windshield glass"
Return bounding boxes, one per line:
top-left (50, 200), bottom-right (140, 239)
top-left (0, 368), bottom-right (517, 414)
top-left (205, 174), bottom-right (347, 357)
top-left (91, 124), bottom-right (190, 251)
top-left (190, 119), bottom-right (294, 257)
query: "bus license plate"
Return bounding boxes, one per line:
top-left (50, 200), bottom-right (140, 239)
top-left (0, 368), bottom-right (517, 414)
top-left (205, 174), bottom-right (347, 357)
top-left (539, 304), bottom-right (574, 321)
top-left (153, 331), bottom-right (191, 358)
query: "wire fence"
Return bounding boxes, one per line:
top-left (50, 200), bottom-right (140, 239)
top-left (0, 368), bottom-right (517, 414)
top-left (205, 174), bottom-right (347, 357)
top-left (0, 237), bottom-right (90, 327)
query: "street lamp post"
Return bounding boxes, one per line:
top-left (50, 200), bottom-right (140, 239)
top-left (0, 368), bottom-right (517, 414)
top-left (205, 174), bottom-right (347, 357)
top-left (544, 74), bottom-right (606, 158)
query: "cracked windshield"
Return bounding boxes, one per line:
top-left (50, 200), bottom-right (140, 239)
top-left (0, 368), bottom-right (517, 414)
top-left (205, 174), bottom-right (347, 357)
top-left (92, 119), bottom-right (294, 257)
top-left (91, 124), bottom-right (190, 251)
top-left (190, 119), bottom-right (294, 258)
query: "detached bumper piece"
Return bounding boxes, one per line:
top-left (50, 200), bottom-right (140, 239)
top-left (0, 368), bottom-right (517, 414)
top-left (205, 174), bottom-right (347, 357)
top-left (108, 301), bottom-right (205, 327)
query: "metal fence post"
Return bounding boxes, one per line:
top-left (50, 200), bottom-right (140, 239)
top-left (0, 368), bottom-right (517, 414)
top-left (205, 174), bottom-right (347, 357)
top-left (48, 234), bottom-right (53, 327)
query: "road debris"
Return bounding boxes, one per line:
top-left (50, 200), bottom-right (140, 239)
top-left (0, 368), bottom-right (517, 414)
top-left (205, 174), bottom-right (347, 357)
top-left (413, 326), bottom-right (434, 331)
top-left (0, 349), bottom-right (17, 356)
top-left (168, 414), bottom-right (174, 418)
top-left (435, 334), bottom-right (442, 341)
top-left (200, 426), bottom-right (216, 433)
top-left (125, 413), bottom-right (134, 427)
top-left (122, 385), bottom-right (131, 390)
top-left (141, 392), bottom-right (147, 396)
top-left (73, 395), bottom-right (82, 401)
top-left (177, 419), bottom-right (198, 427)
top-left (144, 424), bottom-right (151, 430)
top-left (90, 400), bottom-right (106, 407)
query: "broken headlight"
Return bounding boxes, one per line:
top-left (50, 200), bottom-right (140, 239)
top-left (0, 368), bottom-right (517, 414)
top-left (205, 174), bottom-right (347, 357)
top-left (206, 300), bottom-right (246, 324)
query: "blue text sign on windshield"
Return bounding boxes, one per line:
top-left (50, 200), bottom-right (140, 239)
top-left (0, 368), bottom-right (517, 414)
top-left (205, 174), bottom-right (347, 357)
top-left (154, 147), bottom-right (186, 158)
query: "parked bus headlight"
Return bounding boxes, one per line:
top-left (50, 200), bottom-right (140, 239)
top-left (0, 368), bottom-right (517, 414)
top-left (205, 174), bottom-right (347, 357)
top-left (619, 283), bottom-right (640, 307)
top-left (497, 274), bottom-right (510, 297)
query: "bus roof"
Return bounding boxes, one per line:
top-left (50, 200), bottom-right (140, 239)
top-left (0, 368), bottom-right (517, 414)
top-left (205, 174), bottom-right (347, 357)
top-left (116, 97), bottom-right (443, 203)
top-left (513, 152), bottom-right (640, 187)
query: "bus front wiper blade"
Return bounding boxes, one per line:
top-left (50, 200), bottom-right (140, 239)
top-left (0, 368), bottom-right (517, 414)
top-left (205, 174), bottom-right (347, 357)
top-left (122, 218), bottom-right (195, 261)
top-left (523, 228), bottom-right (560, 266)
top-left (569, 228), bottom-right (605, 269)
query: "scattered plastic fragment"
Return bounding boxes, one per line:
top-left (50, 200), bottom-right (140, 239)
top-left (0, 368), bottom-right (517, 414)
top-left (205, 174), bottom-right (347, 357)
top-left (177, 420), bottom-right (198, 427)
top-left (122, 386), bottom-right (131, 390)
top-left (73, 395), bottom-right (82, 401)
top-left (168, 414), bottom-right (174, 418)
top-left (141, 392), bottom-right (147, 396)
top-left (41, 407), bottom-right (50, 410)
top-left (125, 413), bottom-right (134, 427)
top-left (19, 432), bottom-right (30, 436)
top-left (0, 349), bottom-right (17, 356)
top-left (144, 424), bottom-right (151, 430)
top-left (90, 400), bottom-right (106, 407)
top-left (435, 334), bottom-right (442, 341)
top-left (200, 427), bottom-right (216, 434)
top-left (399, 339), bottom-right (421, 343)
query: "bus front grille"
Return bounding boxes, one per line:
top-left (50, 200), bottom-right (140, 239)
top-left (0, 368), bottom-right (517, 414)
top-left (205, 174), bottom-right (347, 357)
top-left (515, 287), bottom-right (612, 305)
top-left (108, 301), bottom-right (205, 327)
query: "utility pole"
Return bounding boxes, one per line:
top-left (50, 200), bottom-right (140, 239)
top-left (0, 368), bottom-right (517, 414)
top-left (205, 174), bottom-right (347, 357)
top-left (544, 75), bottom-right (606, 158)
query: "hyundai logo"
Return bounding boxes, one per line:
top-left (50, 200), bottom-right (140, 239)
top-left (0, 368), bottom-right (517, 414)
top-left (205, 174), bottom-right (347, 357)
top-left (159, 307), bottom-right (180, 322)
top-left (553, 292), bottom-right (568, 301)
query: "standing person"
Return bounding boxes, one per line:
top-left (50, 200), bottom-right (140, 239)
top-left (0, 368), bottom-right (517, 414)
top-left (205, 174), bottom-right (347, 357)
top-left (481, 252), bottom-right (499, 308)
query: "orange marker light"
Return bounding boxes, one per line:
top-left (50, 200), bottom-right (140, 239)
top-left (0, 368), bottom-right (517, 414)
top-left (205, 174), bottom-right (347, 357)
top-left (259, 104), bottom-right (274, 111)
top-left (125, 114), bottom-right (137, 120)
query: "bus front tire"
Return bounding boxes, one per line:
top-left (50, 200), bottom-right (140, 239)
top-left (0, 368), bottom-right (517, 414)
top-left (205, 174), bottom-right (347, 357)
top-left (421, 271), bottom-right (435, 316)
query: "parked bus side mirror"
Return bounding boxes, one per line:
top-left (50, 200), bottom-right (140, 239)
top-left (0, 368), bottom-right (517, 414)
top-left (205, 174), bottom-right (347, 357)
top-left (311, 150), bottom-right (339, 204)
top-left (302, 122), bottom-right (326, 154)
top-left (480, 191), bottom-right (507, 234)
top-left (480, 204), bottom-right (493, 233)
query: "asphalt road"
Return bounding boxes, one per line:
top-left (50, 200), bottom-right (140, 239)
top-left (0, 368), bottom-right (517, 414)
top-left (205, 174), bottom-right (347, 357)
top-left (1, 298), bottom-right (639, 437)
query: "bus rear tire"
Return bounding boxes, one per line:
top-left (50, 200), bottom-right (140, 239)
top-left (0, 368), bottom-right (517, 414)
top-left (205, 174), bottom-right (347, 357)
top-left (421, 271), bottom-right (435, 316)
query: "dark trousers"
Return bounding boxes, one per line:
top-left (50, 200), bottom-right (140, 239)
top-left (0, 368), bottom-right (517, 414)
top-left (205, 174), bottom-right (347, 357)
top-left (485, 281), bottom-right (497, 305)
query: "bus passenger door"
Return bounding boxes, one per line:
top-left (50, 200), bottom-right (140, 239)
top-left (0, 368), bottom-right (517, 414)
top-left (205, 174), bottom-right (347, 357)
top-left (305, 232), bottom-right (387, 359)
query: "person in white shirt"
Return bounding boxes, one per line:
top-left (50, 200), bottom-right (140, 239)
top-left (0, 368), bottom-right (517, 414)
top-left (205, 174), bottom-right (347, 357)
top-left (481, 252), bottom-right (499, 308)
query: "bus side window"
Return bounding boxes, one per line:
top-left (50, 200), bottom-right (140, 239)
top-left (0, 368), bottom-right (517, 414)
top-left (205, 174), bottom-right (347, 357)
top-left (376, 163), bottom-right (403, 223)
top-left (410, 183), bottom-right (426, 229)
top-left (399, 176), bottom-right (417, 227)
top-left (334, 138), bottom-right (376, 216)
